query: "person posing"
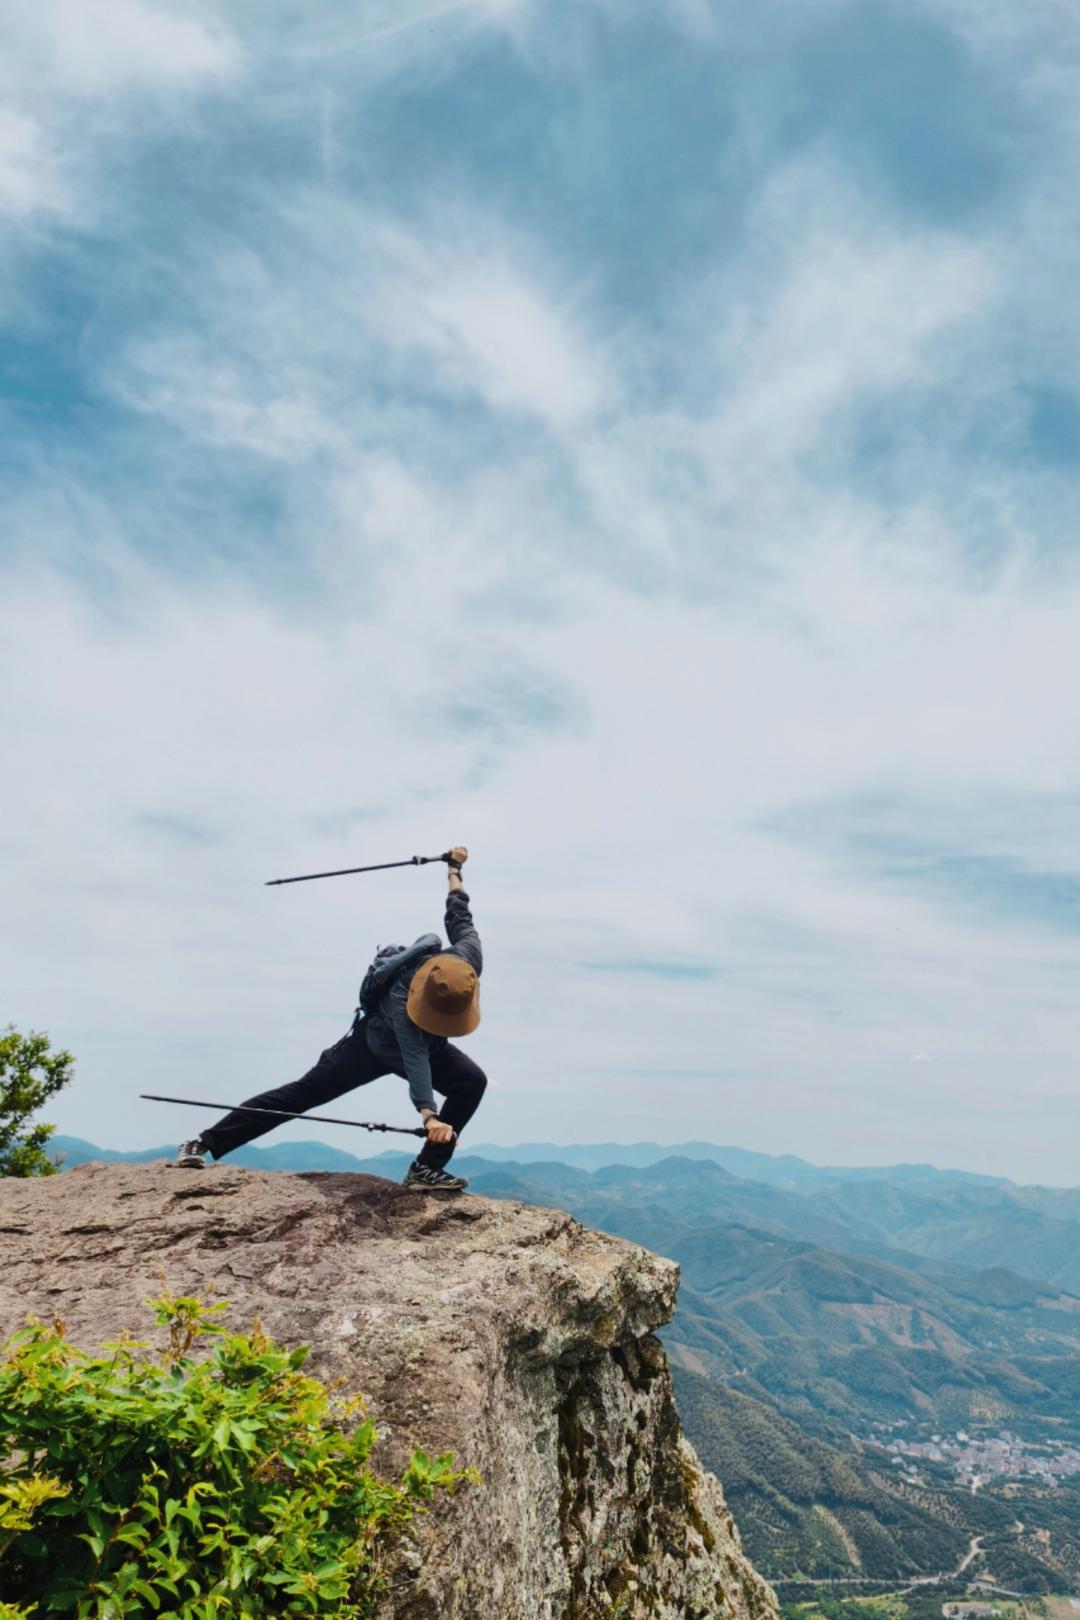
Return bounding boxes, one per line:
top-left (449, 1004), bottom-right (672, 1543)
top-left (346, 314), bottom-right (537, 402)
top-left (176, 846), bottom-right (486, 1191)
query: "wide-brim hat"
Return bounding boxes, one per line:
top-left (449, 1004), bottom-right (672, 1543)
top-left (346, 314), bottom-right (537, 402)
top-left (407, 953), bottom-right (481, 1038)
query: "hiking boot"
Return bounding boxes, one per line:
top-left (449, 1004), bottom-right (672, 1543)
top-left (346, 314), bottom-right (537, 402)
top-left (403, 1161), bottom-right (468, 1193)
top-left (175, 1138), bottom-right (207, 1169)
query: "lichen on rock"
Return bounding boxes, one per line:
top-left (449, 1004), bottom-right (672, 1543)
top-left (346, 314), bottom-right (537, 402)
top-left (0, 1163), bottom-right (777, 1620)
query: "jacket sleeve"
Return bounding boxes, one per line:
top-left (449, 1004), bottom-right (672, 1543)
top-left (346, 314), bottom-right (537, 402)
top-left (445, 887), bottom-right (482, 976)
top-left (388, 980), bottom-right (437, 1113)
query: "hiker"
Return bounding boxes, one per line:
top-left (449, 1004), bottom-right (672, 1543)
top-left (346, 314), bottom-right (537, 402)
top-left (176, 845), bottom-right (485, 1191)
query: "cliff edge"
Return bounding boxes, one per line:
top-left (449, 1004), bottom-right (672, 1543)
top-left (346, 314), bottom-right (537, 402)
top-left (0, 1164), bottom-right (777, 1620)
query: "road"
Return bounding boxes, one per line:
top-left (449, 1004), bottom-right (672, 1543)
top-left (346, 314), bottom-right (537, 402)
top-left (956, 1536), bottom-right (984, 1576)
top-left (772, 1534), bottom-right (985, 1590)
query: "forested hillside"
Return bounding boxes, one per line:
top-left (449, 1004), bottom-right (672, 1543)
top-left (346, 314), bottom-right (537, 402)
top-left (443, 1155), bottom-right (1080, 1588)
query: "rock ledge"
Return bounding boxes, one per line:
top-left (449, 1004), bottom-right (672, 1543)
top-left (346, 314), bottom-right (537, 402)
top-left (0, 1164), bottom-right (777, 1620)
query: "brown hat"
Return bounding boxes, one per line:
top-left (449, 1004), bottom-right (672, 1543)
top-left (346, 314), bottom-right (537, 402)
top-left (407, 953), bottom-right (481, 1037)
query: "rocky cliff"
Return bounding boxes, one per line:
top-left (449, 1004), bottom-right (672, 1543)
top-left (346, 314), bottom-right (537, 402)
top-left (0, 1163), bottom-right (777, 1620)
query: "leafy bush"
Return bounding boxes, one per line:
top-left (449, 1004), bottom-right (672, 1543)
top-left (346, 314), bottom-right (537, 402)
top-left (0, 1027), bottom-right (74, 1178)
top-left (0, 1294), bottom-right (473, 1618)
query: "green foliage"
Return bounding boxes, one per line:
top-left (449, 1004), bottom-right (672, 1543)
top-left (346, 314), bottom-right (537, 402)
top-left (0, 1294), bottom-right (474, 1618)
top-left (0, 1027), bottom-right (75, 1178)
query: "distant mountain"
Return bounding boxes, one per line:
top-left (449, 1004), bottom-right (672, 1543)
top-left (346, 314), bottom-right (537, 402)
top-left (803, 1178), bottom-right (1080, 1295)
top-left (49, 1135), bottom-right (370, 1174)
top-left (466, 1141), bottom-right (1010, 1188)
top-left (672, 1227), bottom-right (1080, 1435)
top-left (459, 1155), bottom-right (861, 1246)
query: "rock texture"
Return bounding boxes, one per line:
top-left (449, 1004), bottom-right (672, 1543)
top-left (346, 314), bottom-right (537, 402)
top-left (0, 1164), bottom-right (777, 1620)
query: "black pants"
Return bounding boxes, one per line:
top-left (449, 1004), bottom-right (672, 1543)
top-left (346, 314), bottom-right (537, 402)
top-left (200, 1025), bottom-right (487, 1170)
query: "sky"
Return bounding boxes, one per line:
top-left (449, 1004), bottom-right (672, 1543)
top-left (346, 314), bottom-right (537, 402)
top-left (2, 0), bottom-right (1080, 1184)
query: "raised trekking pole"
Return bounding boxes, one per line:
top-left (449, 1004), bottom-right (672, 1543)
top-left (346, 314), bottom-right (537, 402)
top-left (265, 851), bottom-right (453, 887)
top-left (141, 1094), bottom-right (432, 1139)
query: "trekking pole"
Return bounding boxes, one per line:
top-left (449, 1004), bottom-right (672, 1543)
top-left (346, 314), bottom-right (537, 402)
top-left (141, 1094), bottom-right (429, 1138)
top-left (265, 852), bottom-right (453, 887)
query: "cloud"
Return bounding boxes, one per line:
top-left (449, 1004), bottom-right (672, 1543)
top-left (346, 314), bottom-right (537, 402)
top-left (721, 183), bottom-right (991, 445)
top-left (577, 961), bottom-right (722, 980)
top-left (437, 663), bottom-right (585, 744)
top-left (0, 1), bottom-right (238, 240)
top-left (619, 1066), bottom-right (761, 1078)
top-left (112, 336), bottom-right (346, 463)
top-left (371, 223), bottom-right (609, 426)
top-left (0, 110), bottom-right (68, 221)
top-left (763, 792), bottom-right (1080, 934)
top-left (309, 0), bottom-right (529, 54)
top-left (135, 812), bottom-right (223, 845)
top-left (2, 0), bottom-right (239, 97)
top-left (92, 191), bottom-right (611, 491)
top-left (268, 0), bottom-right (533, 66)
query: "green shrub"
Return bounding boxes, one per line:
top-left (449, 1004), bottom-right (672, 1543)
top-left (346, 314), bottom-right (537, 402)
top-left (0, 1027), bottom-right (74, 1178)
top-left (0, 1294), bottom-right (473, 1618)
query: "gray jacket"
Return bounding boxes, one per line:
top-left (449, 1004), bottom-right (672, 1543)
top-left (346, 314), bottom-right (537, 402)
top-left (363, 887), bottom-right (482, 1112)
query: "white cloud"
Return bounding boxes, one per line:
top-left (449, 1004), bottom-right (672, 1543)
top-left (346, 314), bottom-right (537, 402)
top-left (113, 336), bottom-right (346, 461)
top-left (0, 0), bottom-right (239, 233)
top-left (914, 0), bottom-right (1066, 62)
top-left (704, 153), bottom-right (994, 454)
top-left (712, 238), bottom-right (988, 460)
top-left (372, 227), bottom-right (609, 427)
top-left (0, 110), bottom-right (68, 220)
top-left (271, 0), bottom-right (532, 65)
top-left (566, 160), bottom-right (1000, 603)
top-left (2, 0), bottom-right (239, 98)
top-left (98, 198), bottom-right (611, 457)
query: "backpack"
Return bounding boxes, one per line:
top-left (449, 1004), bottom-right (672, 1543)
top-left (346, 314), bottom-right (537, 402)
top-left (354, 933), bottom-right (442, 1025)
top-left (357, 944), bottom-right (408, 1018)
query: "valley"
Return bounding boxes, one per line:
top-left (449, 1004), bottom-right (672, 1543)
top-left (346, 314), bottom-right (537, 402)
top-left (440, 1152), bottom-right (1080, 1595)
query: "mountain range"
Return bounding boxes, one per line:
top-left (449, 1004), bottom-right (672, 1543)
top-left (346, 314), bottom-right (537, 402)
top-left (51, 1134), bottom-right (1013, 1185)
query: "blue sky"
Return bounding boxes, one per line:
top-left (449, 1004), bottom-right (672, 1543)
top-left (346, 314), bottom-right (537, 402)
top-left (3, 0), bottom-right (1079, 1182)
